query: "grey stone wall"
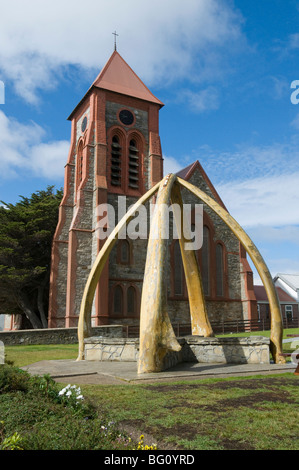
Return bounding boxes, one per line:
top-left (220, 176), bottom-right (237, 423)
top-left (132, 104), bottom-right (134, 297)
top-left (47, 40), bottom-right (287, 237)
top-left (54, 159), bottom-right (76, 326)
top-left (83, 335), bottom-right (270, 367)
top-left (106, 101), bottom-right (149, 139)
top-left (67, 140), bottom-right (96, 322)
top-left (167, 299), bottom-right (244, 325)
top-left (0, 326), bottom-right (123, 346)
top-left (184, 168), bottom-right (252, 321)
top-left (108, 194), bottom-right (148, 278)
top-left (183, 335), bottom-right (270, 364)
top-left (85, 337), bottom-right (139, 361)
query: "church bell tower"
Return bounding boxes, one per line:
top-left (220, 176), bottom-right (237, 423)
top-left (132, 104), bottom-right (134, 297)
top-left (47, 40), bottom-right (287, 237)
top-left (48, 50), bottom-right (164, 328)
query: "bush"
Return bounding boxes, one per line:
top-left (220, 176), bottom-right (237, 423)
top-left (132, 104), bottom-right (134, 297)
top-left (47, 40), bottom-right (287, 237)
top-left (0, 364), bottom-right (139, 450)
top-left (0, 422), bottom-right (23, 450)
top-left (0, 364), bottom-right (32, 393)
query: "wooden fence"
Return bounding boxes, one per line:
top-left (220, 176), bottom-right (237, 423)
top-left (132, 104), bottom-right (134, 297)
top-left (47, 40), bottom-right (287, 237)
top-left (122, 317), bottom-right (299, 338)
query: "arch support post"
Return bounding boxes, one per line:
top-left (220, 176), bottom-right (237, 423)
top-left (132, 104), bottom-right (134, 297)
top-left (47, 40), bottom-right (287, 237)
top-left (76, 181), bottom-right (161, 360)
top-left (177, 177), bottom-right (285, 364)
top-left (138, 174), bottom-right (181, 373)
top-left (170, 181), bottom-right (214, 337)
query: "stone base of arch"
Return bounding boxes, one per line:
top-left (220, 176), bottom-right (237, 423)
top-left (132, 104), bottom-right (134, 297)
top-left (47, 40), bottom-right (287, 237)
top-left (83, 335), bottom-right (271, 370)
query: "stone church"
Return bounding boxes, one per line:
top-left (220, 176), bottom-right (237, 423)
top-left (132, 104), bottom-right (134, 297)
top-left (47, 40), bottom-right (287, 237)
top-left (48, 50), bottom-right (257, 330)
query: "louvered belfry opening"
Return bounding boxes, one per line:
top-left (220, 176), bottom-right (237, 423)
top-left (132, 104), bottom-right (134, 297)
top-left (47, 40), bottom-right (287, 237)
top-left (111, 135), bottom-right (122, 186)
top-left (128, 139), bottom-right (139, 189)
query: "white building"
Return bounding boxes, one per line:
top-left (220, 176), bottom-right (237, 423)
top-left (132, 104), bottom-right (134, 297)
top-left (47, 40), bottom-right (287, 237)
top-left (274, 274), bottom-right (299, 303)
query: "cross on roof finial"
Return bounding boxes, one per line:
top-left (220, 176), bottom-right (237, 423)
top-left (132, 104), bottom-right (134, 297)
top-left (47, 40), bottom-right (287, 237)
top-left (112, 31), bottom-right (119, 51)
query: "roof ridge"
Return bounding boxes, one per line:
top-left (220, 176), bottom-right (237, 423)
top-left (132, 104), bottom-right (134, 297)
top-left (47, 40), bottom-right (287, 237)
top-left (92, 51), bottom-right (164, 106)
top-left (176, 160), bottom-right (227, 210)
top-left (68, 50), bottom-right (163, 120)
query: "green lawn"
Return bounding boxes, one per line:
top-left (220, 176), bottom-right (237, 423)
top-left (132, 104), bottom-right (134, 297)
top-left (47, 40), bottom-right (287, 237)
top-left (2, 330), bottom-right (299, 451)
top-left (4, 343), bottom-right (78, 367)
top-left (81, 374), bottom-right (299, 450)
top-left (217, 327), bottom-right (299, 339)
top-left (4, 328), bottom-right (299, 367)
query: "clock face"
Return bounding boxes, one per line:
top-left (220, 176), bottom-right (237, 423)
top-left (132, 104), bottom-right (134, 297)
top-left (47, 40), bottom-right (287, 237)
top-left (81, 116), bottom-right (87, 133)
top-left (119, 109), bottom-right (134, 126)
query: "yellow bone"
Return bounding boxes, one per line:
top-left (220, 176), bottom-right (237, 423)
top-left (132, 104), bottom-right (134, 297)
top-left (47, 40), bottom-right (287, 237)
top-left (177, 176), bottom-right (285, 364)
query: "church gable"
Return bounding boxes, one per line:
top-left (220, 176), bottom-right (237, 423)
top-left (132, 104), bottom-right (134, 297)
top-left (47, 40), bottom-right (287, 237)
top-left (176, 160), bottom-right (227, 210)
top-left (189, 166), bottom-right (237, 251)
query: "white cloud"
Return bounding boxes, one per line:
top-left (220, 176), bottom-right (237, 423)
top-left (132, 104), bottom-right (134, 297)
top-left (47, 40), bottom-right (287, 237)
top-left (0, 0), bottom-right (244, 103)
top-left (163, 139), bottom-right (299, 230)
top-left (178, 87), bottom-right (220, 113)
top-left (247, 248), bottom-right (299, 284)
top-left (238, 227), bottom-right (299, 283)
top-left (216, 172), bottom-right (299, 228)
top-left (248, 225), bottom-right (299, 246)
top-left (163, 156), bottom-right (183, 176)
top-left (259, 257), bottom-right (299, 281)
top-left (188, 140), bottom-right (299, 279)
top-left (200, 141), bottom-right (299, 184)
top-left (30, 141), bottom-right (69, 179)
top-left (0, 110), bottom-right (68, 179)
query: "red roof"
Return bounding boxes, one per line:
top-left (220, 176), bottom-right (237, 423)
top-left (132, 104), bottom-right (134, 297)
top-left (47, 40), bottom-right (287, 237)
top-left (93, 51), bottom-right (164, 106)
top-left (68, 51), bottom-right (163, 120)
top-left (176, 162), bottom-right (199, 180)
top-left (254, 285), bottom-right (295, 303)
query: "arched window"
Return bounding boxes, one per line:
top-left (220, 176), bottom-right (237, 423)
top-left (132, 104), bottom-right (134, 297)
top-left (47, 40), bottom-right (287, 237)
top-left (111, 135), bottom-right (122, 186)
top-left (116, 239), bottom-right (132, 265)
top-left (113, 285), bottom-right (123, 316)
top-left (128, 139), bottom-right (139, 189)
top-left (216, 243), bottom-right (224, 297)
top-left (120, 240), bottom-right (130, 264)
top-left (202, 225), bottom-right (210, 296)
top-left (111, 284), bottom-right (140, 318)
top-left (174, 240), bottom-right (184, 296)
top-left (127, 286), bottom-right (137, 316)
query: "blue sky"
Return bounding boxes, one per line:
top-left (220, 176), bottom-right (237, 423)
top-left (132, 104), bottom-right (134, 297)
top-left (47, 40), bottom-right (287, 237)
top-left (0, 0), bottom-right (299, 283)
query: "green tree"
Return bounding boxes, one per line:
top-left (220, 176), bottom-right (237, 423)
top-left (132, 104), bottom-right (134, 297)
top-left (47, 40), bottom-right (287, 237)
top-left (0, 186), bottom-right (63, 329)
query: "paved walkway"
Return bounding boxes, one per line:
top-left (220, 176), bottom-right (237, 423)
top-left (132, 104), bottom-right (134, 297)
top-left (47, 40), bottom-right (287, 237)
top-left (21, 360), bottom-right (298, 385)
